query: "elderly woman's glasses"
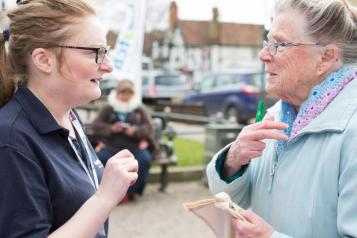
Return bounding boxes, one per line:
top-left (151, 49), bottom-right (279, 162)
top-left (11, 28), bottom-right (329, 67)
top-left (55, 45), bottom-right (111, 64)
top-left (263, 40), bottom-right (328, 55)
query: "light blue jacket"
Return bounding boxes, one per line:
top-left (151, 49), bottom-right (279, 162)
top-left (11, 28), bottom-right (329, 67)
top-left (206, 78), bottom-right (357, 238)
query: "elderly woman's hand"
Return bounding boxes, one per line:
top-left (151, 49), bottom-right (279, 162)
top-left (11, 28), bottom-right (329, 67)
top-left (231, 209), bottom-right (274, 238)
top-left (223, 117), bottom-right (288, 177)
top-left (95, 149), bottom-right (138, 209)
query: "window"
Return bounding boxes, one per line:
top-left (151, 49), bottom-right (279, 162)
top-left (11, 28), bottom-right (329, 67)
top-left (200, 76), bottom-right (215, 91)
top-left (155, 75), bottom-right (186, 86)
top-left (142, 76), bottom-right (150, 85)
top-left (216, 74), bottom-right (235, 87)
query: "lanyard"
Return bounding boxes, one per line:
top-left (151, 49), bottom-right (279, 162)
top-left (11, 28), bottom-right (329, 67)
top-left (68, 111), bottom-right (106, 237)
top-left (68, 111), bottom-right (99, 190)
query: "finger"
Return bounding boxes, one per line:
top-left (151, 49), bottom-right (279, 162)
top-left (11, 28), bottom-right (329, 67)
top-left (263, 115), bottom-right (274, 121)
top-left (239, 150), bottom-right (263, 161)
top-left (123, 160), bottom-right (139, 173)
top-left (128, 172), bottom-right (138, 185)
top-left (240, 209), bottom-right (262, 224)
top-left (240, 140), bottom-right (266, 151)
top-left (254, 120), bottom-right (288, 130)
top-left (239, 209), bottom-right (254, 223)
top-left (107, 155), bottom-right (135, 166)
top-left (245, 130), bottom-right (288, 141)
top-left (231, 217), bottom-right (255, 236)
top-left (114, 149), bottom-right (134, 158)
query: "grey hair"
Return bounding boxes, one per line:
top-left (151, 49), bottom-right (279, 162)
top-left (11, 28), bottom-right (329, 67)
top-left (274, 0), bottom-right (357, 64)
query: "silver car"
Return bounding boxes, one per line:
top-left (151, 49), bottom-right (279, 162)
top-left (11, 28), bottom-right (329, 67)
top-left (142, 70), bottom-right (190, 103)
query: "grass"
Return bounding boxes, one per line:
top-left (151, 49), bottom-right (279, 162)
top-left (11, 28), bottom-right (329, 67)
top-left (173, 137), bottom-right (205, 167)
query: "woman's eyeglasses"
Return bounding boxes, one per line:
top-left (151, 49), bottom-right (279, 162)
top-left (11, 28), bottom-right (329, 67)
top-left (55, 45), bottom-right (111, 64)
top-left (263, 40), bottom-right (328, 55)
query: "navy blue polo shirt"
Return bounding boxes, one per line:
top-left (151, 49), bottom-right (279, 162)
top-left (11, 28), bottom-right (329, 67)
top-left (0, 87), bottom-right (106, 237)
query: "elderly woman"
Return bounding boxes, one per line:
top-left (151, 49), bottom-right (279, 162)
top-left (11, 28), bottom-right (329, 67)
top-left (206, 0), bottom-right (357, 237)
top-left (92, 79), bottom-right (156, 201)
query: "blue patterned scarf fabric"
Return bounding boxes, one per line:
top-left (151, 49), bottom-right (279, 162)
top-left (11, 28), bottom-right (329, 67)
top-left (275, 65), bottom-right (357, 157)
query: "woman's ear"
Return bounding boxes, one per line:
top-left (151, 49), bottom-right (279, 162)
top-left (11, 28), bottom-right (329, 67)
top-left (31, 48), bottom-right (55, 74)
top-left (317, 44), bottom-right (341, 76)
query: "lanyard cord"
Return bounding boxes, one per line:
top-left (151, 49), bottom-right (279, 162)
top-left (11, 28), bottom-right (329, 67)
top-left (68, 111), bottom-right (106, 237)
top-left (68, 111), bottom-right (99, 190)
top-left (67, 137), bottom-right (98, 189)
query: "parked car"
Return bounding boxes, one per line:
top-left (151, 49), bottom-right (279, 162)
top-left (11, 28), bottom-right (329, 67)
top-left (142, 70), bottom-right (191, 103)
top-left (182, 69), bottom-right (265, 123)
top-left (99, 70), bottom-right (191, 103)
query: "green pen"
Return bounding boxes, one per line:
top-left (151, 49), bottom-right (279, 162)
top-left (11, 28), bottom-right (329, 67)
top-left (255, 100), bottom-right (265, 122)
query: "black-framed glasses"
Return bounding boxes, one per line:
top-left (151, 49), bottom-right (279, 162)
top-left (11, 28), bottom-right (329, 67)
top-left (263, 40), bottom-right (328, 55)
top-left (55, 45), bottom-right (111, 64)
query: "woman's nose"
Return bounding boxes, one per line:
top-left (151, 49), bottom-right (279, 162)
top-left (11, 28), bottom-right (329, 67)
top-left (259, 46), bottom-right (273, 63)
top-left (100, 55), bottom-right (113, 73)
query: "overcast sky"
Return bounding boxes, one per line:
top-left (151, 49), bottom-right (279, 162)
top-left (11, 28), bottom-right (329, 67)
top-left (4, 0), bottom-right (274, 31)
top-left (144, 0), bottom-right (273, 31)
top-left (173, 0), bottom-right (271, 24)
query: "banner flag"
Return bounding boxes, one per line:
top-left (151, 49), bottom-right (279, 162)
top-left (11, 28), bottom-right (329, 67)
top-left (110, 0), bottom-right (147, 102)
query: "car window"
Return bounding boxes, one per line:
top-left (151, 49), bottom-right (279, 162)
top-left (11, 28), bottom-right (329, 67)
top-left (154, 75), bottom-right (186, 86)
top-left (200, 76), bottom-right (215, 91)
top-left (216, 74), bottom-right (234, 87)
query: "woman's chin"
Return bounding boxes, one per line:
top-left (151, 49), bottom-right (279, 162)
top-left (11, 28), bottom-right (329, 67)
top-left (266, 87), bottom-right (279, 99)
top-left (91, 87), bottom-right (102, 99)
top-left (80, 90), bottom-right (101, 105)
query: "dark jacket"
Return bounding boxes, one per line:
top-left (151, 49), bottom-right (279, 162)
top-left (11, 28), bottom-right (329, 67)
top-left (91, 104), bottom-right (158, 155)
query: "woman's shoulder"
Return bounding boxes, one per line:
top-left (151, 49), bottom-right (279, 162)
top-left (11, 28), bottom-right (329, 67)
top-left (0, 99), bottom-right (25, 141)
top-left (0, 110), bottom-right (37, 156)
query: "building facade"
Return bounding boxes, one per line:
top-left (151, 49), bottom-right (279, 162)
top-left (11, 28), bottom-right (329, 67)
top-left (143, 2), bottom-right (264, 82)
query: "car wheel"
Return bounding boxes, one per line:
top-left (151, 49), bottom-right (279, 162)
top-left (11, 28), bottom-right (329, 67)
top-left (225, 106), bottom-right (239, 123)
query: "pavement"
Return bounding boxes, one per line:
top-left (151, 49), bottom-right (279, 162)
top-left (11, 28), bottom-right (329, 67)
top-left (108, 181), bottom-right (215, 238)
top-left (77, 108), bottom-right (217, 237)
top-left (107, 121), bottom-right (212, 237)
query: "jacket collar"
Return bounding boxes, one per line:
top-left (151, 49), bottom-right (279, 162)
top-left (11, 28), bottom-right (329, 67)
top-left (295, 78), bottom-right (357, 134)
top-left (15, 87), bottom-right (63, 134)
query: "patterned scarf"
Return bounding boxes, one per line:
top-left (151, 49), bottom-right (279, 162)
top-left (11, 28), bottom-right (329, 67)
top-left (276, 65), bottom-right (357, 157)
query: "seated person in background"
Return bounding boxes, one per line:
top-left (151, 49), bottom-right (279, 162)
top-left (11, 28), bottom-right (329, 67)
top-left (92, 79), bottom-right (157, 200)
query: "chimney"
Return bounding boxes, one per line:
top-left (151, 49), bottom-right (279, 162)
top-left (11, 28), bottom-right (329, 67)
top-left (169, 1), bottom-right (178, 31)
top-left (209, 7), bottom-right (220, 44)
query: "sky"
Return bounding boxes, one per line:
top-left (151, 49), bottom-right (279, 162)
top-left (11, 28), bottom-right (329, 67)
top-left (173, 0), bottom-right (271, 24)
top-left (3, 0), bottom-right (274, 31)
top-left (144, 0), bottom-right (273, 31)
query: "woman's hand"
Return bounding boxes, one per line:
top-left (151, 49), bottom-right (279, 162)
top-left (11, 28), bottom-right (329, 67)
top-left (232, 209), bottom-right (274, 238)
top-left (224, 117), bottom-right (288, 177)
top-left (123, 125), bottom-right (136, 137)
top-left (111, 121), bottom-right (123, 133)
top-left (95, 149), bottom-right (138, 209)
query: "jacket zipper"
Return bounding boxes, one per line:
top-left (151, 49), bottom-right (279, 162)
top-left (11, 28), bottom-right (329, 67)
top-left (267, 128), bottom-right (341, 192)
top-left (268, 159), bottom-right (279, 192)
